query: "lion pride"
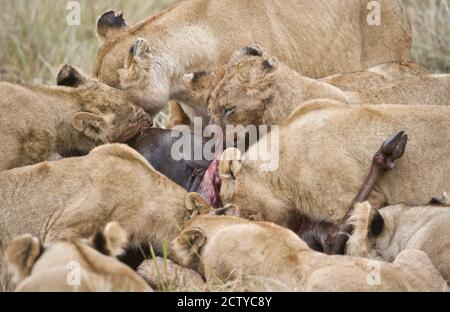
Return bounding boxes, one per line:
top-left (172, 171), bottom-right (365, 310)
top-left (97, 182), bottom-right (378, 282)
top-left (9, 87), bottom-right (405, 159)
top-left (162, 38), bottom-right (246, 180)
top-left (168, 215), bottom-right (448, 291)
top-left (202, 46), bottom-right (449, 129)
top-left (0, 144), bottom-right (212, 289)
top-left (93, 0), bottom-right (411, 115)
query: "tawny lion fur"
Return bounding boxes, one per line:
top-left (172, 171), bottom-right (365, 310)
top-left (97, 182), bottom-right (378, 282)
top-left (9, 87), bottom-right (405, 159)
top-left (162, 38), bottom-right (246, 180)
top-left (0, 65), bottom-right (151, 171)
top-left (93, 0), bottom-right (411, 115)
top-left (204, 47), bottom-right (449, 128)
top-left (4, 222), bottom-right (152, 292)
top-left (320, 62), bottom-right (431, 91)
top-left (219, 100), bottom-right (450, 229)
top-left (0, 144), bottom-right (211, 258)
top-left (169, 215), bottom-right (448, 291)
top-left (165, 101), bottom-right (193, 128)
top-left (346, 201), bottom-right (450, 285)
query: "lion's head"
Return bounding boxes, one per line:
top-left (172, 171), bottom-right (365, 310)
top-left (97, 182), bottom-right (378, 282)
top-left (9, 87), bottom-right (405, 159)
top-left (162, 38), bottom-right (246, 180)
top-left (57, 64), bottom-right (152, 145)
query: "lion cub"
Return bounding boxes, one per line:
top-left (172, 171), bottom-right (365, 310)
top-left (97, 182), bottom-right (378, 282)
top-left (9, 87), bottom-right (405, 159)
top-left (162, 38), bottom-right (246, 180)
top-left (5, 222), bottom-right (151, 292)
top-left (217, 100), bottom-right (450, 228)
top-left (0, 65), bottom-right (152, 171)
top-left (0, 144), bottom-right (211, 256)
top-left (346, 200), bottom-right (450, 285)
top-left (320, 62), bottom-right (431, 91)
top-left (185, 45), bottom-right (449, 129)
top-left (169, 215), bottom-right (448, 291)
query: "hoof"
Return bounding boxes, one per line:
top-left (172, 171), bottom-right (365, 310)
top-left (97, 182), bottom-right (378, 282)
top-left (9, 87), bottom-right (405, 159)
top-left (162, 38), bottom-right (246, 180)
top-left (374, 131), bottom-right (408, 171)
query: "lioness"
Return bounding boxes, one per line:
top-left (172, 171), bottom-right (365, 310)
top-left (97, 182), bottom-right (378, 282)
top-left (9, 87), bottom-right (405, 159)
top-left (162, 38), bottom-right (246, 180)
top-left (168, 215), bottom-right (448, 291)
top-left (0, 143), bottom-right (211, 257)
top-left (203, 46), bottom-right (449, 129)
top-left (216, 100), bottom-right (450, 229)
top-left (346, 200), bottom-right (450, 285)
top-left (137, 257), bottom-right (206, 291)
top-left (5, 222), bottom-right (152, 292)
top-left (93, 0), bottom-right (411, 115)
top-left (0, 65), bottom-right (152, 171)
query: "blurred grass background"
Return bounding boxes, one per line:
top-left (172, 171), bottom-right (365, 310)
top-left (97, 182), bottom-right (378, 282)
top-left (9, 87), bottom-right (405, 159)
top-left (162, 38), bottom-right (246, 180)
top-left (404, 0), bottom-right (450, 73)
top-left (0, 0), bottom-right (448, 85)
top-left (0, 0), bottom-right (180, 84)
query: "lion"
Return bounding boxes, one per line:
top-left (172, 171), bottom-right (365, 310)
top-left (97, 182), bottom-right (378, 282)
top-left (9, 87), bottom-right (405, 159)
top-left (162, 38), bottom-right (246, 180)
top-left (217, 100), bottom-right (450, 229)
top-left (345, 200), bottom-right (450, 285)
top-left (4, 222), bottom-right (152, 292)
top-left (0, 144), bottom-right (212, 263)
top-left (203, 46), bottom-right (449, 129)
top-left (93, 0), bottom-right (411, 116)
top-left (0, 64), bottom-right (152, 171)
top-left (168, 215), bottom-right (448, 291)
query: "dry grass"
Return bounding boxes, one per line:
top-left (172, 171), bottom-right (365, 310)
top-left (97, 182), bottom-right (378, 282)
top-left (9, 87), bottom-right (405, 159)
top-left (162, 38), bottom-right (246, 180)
top-left (0, 0), bottom-right (180, 84)
top-left (0, 260), bottom-right (13, 292)
top-left (0, 0), bottom-right (448, 85)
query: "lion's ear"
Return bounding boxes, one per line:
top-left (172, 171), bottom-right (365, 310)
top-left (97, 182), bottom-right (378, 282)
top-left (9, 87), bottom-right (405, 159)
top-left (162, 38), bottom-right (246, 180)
top-left (230, 44), bottom-right (265, 64)
top-left (429, 192), bottom-right (449, 206)
top-left (57, 64), bottom-right (88, 87)
top-left (97, 10), bottom-right (128, 42)
top-left (219, 148), bottom-right (242, 180)
top-left (91, 222), bottom-right (128, 257)
top-left (262, 56), bottom-right (279, 73)
top-left (5, 234), bottom-right (42, 283)
top-left (243, 45), bottom-right (264, 57)
top-left (186, 193), bottom-right (212, 218)
top-left (170, 228), bottom-right (206, 268)
top-left (72, 112), bottom-right (113, 142)
top-left (178, 228), bottom-right (206, 256)
top-left (213, 204), bottom-right (238, 216)
top-left (247, 210), bottom-right (264, 221)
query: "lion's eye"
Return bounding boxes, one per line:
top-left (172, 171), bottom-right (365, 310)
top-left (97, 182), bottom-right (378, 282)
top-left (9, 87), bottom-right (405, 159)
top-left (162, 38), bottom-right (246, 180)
top-left (223, 107), bottom-right (235, 117)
